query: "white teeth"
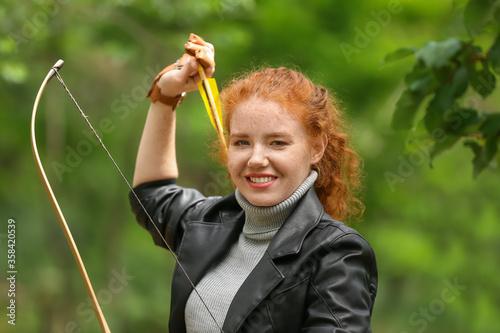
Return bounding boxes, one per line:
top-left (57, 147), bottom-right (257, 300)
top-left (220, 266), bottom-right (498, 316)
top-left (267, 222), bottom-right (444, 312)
top-left (249, 177), bottom-right (275, 183)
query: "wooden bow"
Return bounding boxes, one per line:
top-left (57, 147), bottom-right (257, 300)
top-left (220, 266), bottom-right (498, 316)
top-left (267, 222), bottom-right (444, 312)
top-left (30, 60), bottom-right (111, 332)
top-left (31, 59), bottom-right (225, 332)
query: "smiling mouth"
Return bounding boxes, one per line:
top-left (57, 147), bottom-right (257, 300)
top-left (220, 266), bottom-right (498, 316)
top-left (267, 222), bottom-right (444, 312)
top-left (248, 176), bottom-right (277, 183)
top-left (246, 176), bottom-right (278, 188)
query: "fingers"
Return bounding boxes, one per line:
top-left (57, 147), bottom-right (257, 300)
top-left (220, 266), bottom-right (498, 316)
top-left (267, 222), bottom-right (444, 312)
top-left (180, 57), bottom-right (216, 88)
top-left (206, 42), bottom-right (214, 53)
top-left (204, 66), bottom-right (215, 79)
top-left (158, 56), bottom-right (216, 96)
top-left (180, 58), bottom-right (203, 91)
top-left (183, 57), bottom-right (215, 79)
top-left (181, 57), bottom-right (199, 78)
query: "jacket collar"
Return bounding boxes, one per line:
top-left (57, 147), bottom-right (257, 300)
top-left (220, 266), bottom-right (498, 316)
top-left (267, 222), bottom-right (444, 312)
top-left (169, 202), bottom-right (245, 333)
top-left (266, 187), bottom-right (324, 259)
top-left (216, 186), bottom-right (324, 260)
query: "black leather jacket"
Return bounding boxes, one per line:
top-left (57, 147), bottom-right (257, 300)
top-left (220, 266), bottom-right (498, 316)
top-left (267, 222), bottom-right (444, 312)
top-left (130, 179), bottom-right (377, 333)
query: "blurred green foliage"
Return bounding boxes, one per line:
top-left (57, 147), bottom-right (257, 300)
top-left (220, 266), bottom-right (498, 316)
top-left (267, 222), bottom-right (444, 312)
top-left (387, 0), bottom-right (500, 178)
top-left (0, 0), bottom-right (499, 332)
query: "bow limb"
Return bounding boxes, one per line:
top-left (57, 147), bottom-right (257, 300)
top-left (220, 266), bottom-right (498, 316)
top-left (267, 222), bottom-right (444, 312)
top-left (33, 58), bottom-right (224, 333)
top-left (30, 60), bottom-right (111, 333)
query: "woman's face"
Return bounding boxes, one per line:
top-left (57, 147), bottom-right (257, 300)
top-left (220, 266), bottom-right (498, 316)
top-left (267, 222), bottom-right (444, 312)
top-left (227, 98), bottom-right (324, 206)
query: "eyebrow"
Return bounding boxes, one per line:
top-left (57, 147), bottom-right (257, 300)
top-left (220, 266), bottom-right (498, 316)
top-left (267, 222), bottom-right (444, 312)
top-left (229, 133), bottom-right (249, 139)
top-left (229, 132), bottom-right (292, 139)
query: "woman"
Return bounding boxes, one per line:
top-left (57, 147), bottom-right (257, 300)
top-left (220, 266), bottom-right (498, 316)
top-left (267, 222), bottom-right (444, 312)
top-left (130, 35), bottom-right (377, 332)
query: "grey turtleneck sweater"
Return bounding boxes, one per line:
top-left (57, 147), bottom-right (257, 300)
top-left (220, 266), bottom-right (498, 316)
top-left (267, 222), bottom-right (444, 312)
top-left (184, 171), bottom-right (318, 332)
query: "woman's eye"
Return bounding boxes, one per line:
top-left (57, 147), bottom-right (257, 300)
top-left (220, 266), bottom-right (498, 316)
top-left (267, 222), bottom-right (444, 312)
top-left (234, 140), bottom-right (250, 146)
top-left (270, 141), bottom-right (287, 146)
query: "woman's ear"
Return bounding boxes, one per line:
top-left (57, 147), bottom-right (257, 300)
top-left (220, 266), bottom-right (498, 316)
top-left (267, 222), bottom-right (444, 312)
top-left (311, 134), bottom-right (327, 164)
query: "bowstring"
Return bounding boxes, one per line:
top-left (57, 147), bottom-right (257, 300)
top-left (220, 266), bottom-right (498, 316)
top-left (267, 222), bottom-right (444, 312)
top-left (52, 68), bottom-right (224, 333)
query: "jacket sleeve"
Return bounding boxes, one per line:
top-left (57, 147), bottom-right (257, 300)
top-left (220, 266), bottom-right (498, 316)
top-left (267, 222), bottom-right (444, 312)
top-left (302, 232), bottom-right (377, 333)
top-left (129, 179), bottom-right (221, 253)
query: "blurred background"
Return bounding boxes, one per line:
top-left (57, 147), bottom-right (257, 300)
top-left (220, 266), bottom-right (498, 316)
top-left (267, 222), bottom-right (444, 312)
top-left (1, 0), bottom-right (499, 332)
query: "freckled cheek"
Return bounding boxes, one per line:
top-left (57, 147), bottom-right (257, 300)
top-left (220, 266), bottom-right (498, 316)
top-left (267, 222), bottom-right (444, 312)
top-left (227, 153), bottom-right (243, 177)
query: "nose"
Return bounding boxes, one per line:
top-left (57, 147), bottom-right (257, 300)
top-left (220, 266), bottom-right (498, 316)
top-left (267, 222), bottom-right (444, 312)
top-left (247, 146), bottom-right (269, 168)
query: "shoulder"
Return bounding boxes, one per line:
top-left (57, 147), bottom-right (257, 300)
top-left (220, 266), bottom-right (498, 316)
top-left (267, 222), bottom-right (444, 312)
top-left (130, 179), bottom-right (243, 249)
top-left (131, 179), bottom-right (238, 220)
top-left (302, 213), bottom-right (377, 281)
top-left (317, 216), bottom-right (372, 246)
top-left (311, 214), bottom-right (375, 259)
top-left (297, 215), bottom-right (378, 330)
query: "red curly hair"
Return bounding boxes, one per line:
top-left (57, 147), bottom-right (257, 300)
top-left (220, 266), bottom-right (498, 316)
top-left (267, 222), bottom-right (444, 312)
top-left (218, 67), bottom-right (364, 222)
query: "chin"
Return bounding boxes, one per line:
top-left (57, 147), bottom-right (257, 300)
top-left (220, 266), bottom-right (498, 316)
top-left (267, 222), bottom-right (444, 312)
top-left (246, 195), bottom-right (279, 207)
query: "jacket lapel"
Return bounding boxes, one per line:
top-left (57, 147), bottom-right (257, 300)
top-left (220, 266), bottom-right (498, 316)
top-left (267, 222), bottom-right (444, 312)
top-left (170, 201), bottom-right (245, 333)
top-left (267, 188), bottom-right (324, 259)
top-left (222, 252), bottom-right (284, 333)
top-left (222, 188), bottom-right (324, 332)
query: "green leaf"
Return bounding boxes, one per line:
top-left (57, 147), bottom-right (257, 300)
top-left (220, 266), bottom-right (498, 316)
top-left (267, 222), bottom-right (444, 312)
top-left (485, 136), bottom-right (499, 162)
top-left (450, 66), bottom-right (471, 97)
top-left (464, 136), bottom-right (499, 178)
top-left (409, 72), bottom-right (440, 95)
top-left (380, 47), bottom-right (417, 66)
top-left (426, 67), bottom-right (467, 113)
top-left (424, 67), bottom-right (470, 131)
top-left (448, 107), bottom-right (481, 135)
top-left (415, 39), bottom-right (463, 69)
top-left (391, 89), bottom-right (426, 130)
top-left (405, 62), bottom-right (428, 86)
top-left (435, 107), bottom-right (481, 136)
top-left (405, 119), bottom-right (434, 154)
top-left (424, 100), bottom-right (453, 132)
top-left (431, 134), bottom-right (461, 161)
top-left (465, 113), bottom-right (500, 178)
top-left (464, 139), bottom-right (482, 177)
top-left (480, 113), bottom-right (500, 137)
top-left (455, 42), bottom-right (478, 66)
top-left (431, 66), bottom-right (457, 86)
top-left (464, 0), bottom-right (497, 35)
top-left (404, 62), bottom-right (443, 95)
top-left (470, 61), bottom-right (496, 98)
top-left (487, 34), bottom-right (500, 74)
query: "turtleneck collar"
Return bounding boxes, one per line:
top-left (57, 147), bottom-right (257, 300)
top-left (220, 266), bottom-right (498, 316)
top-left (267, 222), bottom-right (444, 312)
top-left (235, 171), bottom-right (318, 241)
